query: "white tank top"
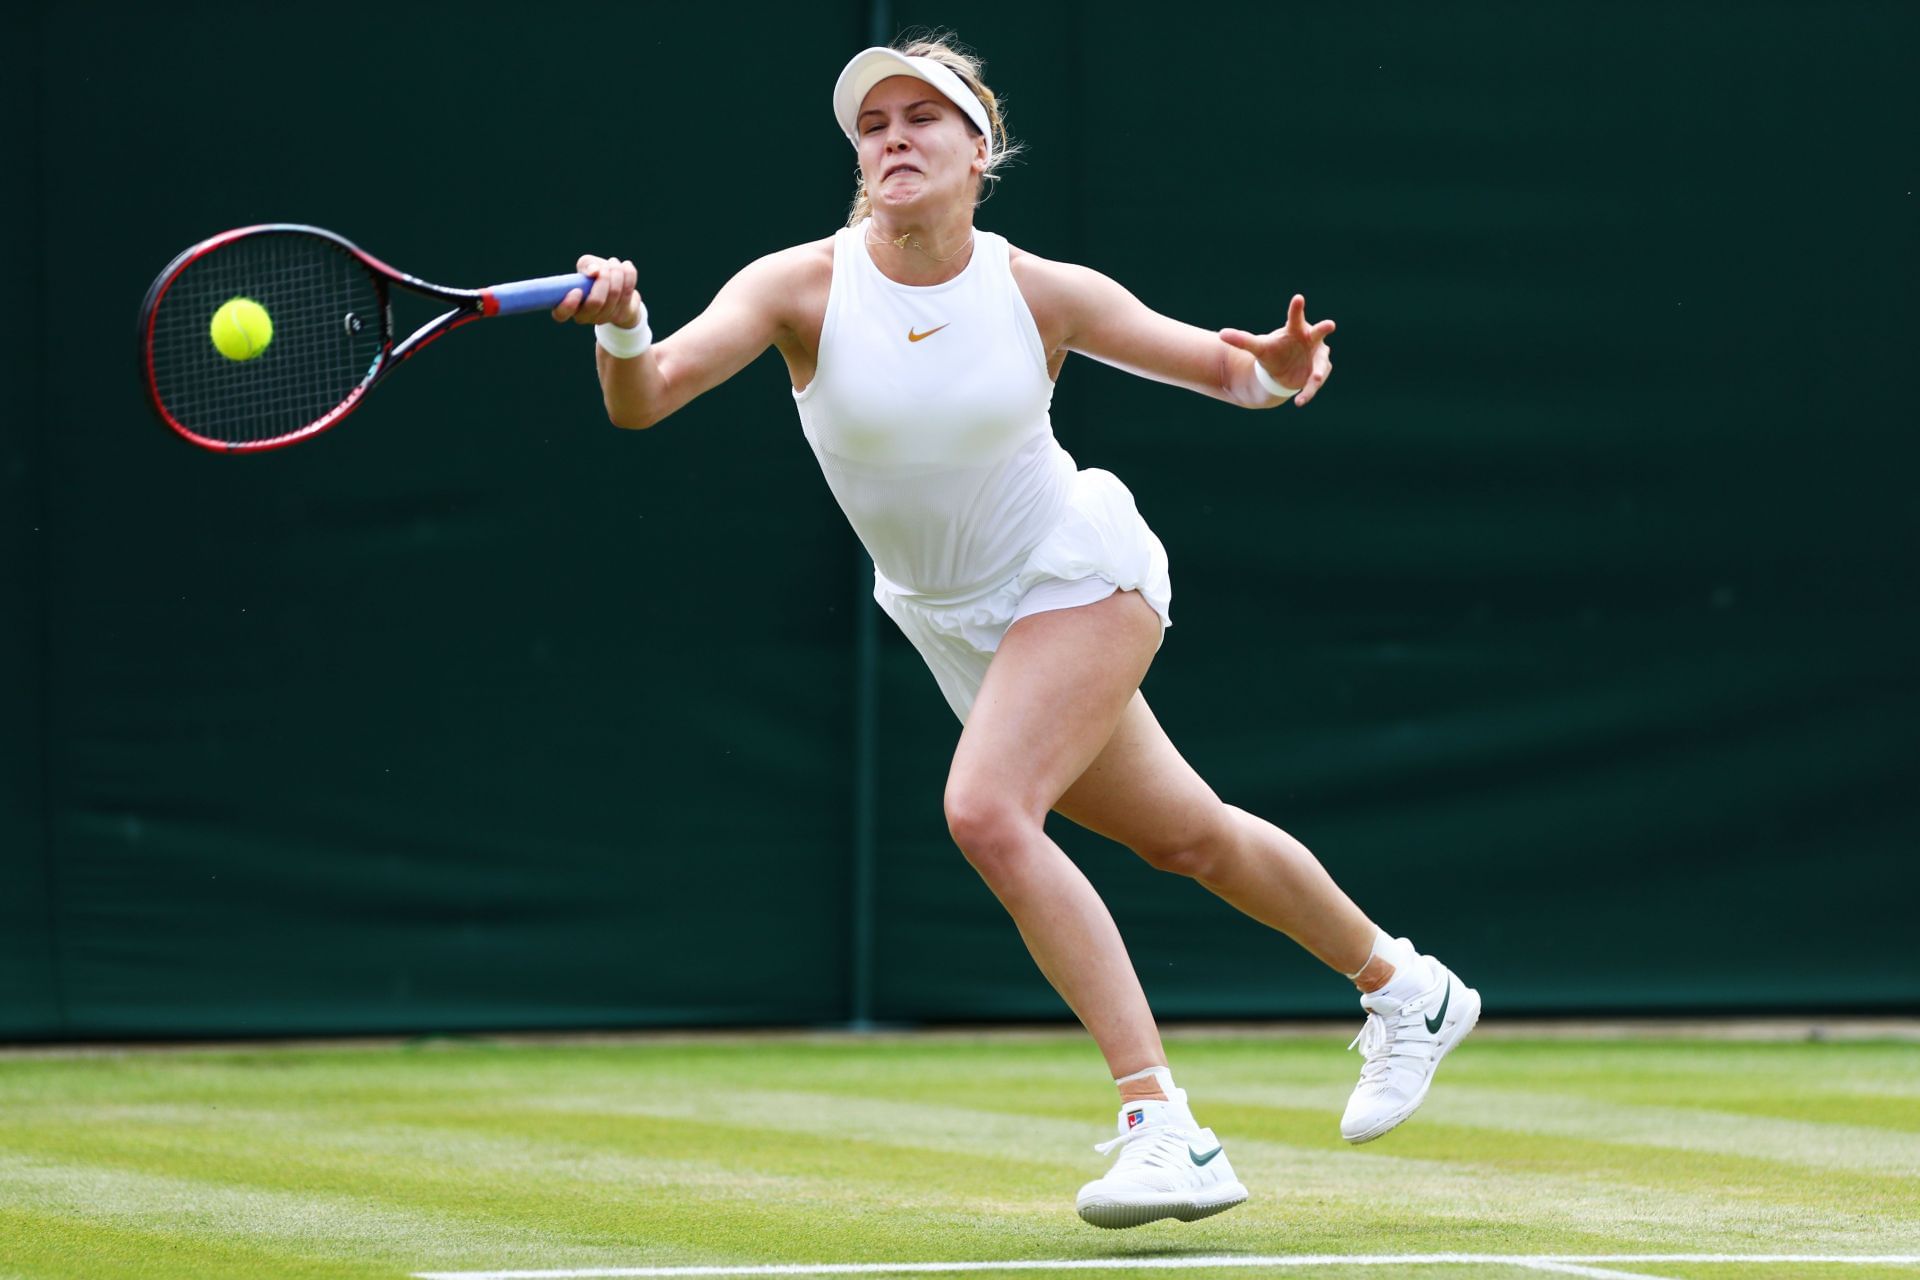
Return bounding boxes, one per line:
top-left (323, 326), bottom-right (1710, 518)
top-left (794, 223), bottom-right (1075, 601)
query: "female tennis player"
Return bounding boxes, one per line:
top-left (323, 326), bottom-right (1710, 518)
top-left (552, 36), bottom-right (1480, 1228)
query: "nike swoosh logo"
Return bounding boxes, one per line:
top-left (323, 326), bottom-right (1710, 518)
top-left (907, 324), bottom-right (950, 342)
top-left (1189, 1146), bottom-right (1223, 1166)
top-left (1425, 981), bottom-right (1452, 1035)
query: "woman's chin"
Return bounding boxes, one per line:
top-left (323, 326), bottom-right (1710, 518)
top-left (877, 178), bottom-right (930, 209)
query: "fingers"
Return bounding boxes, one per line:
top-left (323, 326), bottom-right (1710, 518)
top-left (558, 253), bottom-right (610, 321)
top-left (1231, 300), bottom-right (1335, 348)
top-left (607, 259), bottom-right (642, 328)
top-left (1283, 296), bottom-right (1337, 345)
top-left (1294, 342), bottom-right (1333, 408)
top-left (616, 268), bottom-right (645, 329)
top-left (557, 256), bottom-right (641, 326)
top-left (581, 261), bottom-right (613, 319)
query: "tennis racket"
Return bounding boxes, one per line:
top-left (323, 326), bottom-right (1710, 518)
top-left (137, 224), bottom-right (595, 453)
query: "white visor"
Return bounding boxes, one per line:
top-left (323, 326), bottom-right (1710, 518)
top-left (832, 48), bottom-right (993, 161)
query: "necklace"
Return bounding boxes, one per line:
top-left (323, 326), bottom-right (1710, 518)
top-left (864, 224), bottom-right (975, 264)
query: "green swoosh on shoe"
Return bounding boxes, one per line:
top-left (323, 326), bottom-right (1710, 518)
top-left (1189, 1145), bottom-right (1223, 1166)
top-left (1424, 982), bottom-right (1452, 1035)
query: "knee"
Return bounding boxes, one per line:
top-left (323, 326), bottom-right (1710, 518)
top-left (944, 786), bottom-right (1040, 881)
top-left (1132, 803), bottom-right (1240, 881)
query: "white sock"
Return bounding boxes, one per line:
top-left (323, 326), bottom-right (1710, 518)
top-left (1345, 929), bottom-right (1419, 981)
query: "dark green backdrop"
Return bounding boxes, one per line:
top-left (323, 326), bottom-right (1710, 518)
top-left (4, 1), bottom-right (1914, 1039)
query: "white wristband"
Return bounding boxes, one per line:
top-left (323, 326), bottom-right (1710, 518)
top-left (1253, 360), bottom-right (1300, 402)
top-left (595, 299), bottom-right (652, 359)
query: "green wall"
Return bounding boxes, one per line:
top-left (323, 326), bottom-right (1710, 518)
top-left (2, 5), bottom-right (61, 1036)
top-left (4, 1), bottom-right (1914, 1038)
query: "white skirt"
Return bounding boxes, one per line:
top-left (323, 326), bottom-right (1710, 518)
top-left (873, 467), bottom-right (1173, 723)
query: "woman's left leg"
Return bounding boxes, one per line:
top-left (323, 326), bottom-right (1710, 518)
top-left (1053, 692), bottom-right (1381, 976)
top-left (1054, 691), bottom-right (1482, 1146)
top-left (942, 588), bottom-right (1169, 1079)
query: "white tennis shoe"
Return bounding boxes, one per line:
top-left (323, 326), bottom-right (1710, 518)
top-left (1340, 950), bottom-right (1482, 1144)
top-left (1075, 1091), bottom-right (1248, 1229)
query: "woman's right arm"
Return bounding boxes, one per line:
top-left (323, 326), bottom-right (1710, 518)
top-left (552, 249), bottom-right (802, 430)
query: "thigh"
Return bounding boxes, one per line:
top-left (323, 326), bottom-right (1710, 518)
top-left (948, 588), bottom-right (1163, 815)
top-left (1053, 692), bottom-right (1226, 854)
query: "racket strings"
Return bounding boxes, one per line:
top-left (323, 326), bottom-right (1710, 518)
top-left (148, 234), bottom-right (387, 446)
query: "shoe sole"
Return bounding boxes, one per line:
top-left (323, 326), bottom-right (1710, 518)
top-left (1076, 1183), bottom-right (1249, 1229)
top-left (1344, 979), bottom-right (1483, 1145)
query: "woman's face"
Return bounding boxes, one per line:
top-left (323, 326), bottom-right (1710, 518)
top-left (855, 75), bottom-right (986, 218)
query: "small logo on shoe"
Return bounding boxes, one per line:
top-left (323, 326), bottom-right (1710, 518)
top-left (1424, 981), bottom-right (1452, 1035)
top-left (1189, 1145), bottom-right (1223, 1166)
top-left (1125, 1108), bottom-right (1145, 1130)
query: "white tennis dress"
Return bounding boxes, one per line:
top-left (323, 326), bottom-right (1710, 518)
top-left (794, 223), bottom-right (1172, 721)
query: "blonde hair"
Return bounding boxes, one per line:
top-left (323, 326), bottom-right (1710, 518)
top-left (845, 31), bottom-right (1021, 228)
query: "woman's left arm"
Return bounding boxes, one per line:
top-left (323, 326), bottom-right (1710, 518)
top-left (1015, 255), bottom-right (1335, 408)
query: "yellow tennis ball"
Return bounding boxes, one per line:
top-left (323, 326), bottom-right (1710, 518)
top-left (210, 297), bottom-right (273, 362)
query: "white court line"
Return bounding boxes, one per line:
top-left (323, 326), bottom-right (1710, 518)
top-left (413, 1254), bottom-right (1920, 1280)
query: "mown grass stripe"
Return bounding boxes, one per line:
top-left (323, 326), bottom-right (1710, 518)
top-left (0, 1203), bottom-right (380, 1280)
top-left (0, 1153), bottom-right (581, 1265)
top-left (1165, 1042), bottom-right (1920, 1136)
top-left (1200, 1081), bottom-right (1920, 1176)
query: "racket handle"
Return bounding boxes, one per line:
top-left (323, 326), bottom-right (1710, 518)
top-left (483, 272), bottom-right (598, 317)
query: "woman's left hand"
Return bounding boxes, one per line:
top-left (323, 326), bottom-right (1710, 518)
top-left (1220, 295), bottom-right (1336, 407)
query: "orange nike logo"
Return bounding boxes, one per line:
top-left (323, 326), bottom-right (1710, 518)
top-left (907, 324), bottom-right (950, 343)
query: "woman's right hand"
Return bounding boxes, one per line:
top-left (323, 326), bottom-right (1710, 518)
top-left (552, 254), bottom-right (642, 329)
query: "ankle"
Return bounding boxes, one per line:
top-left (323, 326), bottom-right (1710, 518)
top-left (1351, 953), bottom-right (1396, 994)
top-left (1115, 1064), bottom-right (1174, 1103)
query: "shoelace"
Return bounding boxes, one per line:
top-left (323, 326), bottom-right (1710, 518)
top-left (1348, 1005), bottom-right (1437, 1087)
top-left (1093, 1122), bottom-right (1192, 1173)
top-left (1347, 1015), bottom-right (1394, 1085)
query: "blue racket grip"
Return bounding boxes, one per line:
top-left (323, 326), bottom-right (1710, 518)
top-left (483, 272), bottom-right (598, 317)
